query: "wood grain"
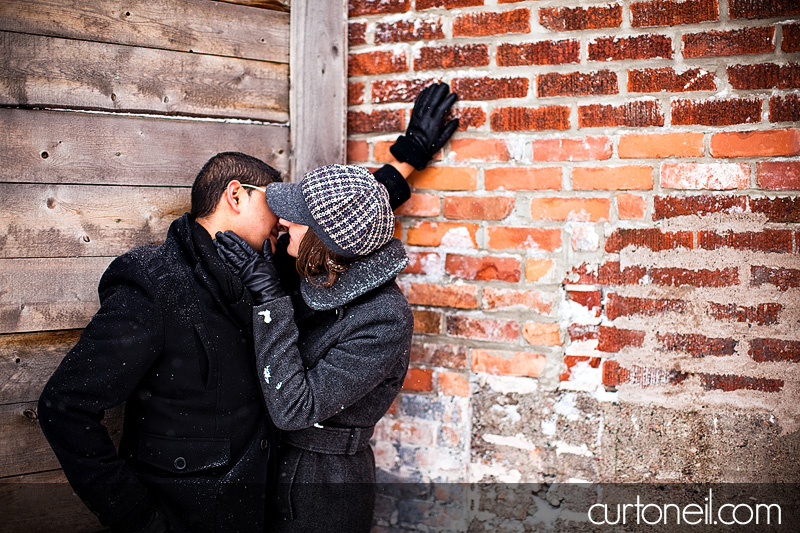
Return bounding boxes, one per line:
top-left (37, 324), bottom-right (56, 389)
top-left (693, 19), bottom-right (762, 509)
top-left (0, 108), bottom-right (289, 185)
top-left (0, 0), bottom-right (289, 64)
top-left (0, 31), bottom-right (289, 122)
top-left (0, 184), bottom-right (188, 259)
top-left (0, 330), bottom-right (81, 404)
top-left (217, 0), bottom-right (290, 13)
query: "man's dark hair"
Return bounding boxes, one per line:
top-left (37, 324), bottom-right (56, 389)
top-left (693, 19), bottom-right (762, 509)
top-left (191, 152), bottom-right (282, 218)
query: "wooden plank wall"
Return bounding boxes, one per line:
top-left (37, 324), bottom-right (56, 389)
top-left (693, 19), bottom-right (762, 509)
top-left (0, 0), bottom-right (297, 530)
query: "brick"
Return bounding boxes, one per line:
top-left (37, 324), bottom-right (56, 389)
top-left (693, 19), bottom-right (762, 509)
top-left (653, 194), bottom-right (748, 219)
top-left (661, 162), bottom-right (750, 190)
top-left (751, 265), bottom-right (800, 291)
top-left (453, 107), bottom-right (486, 130)
top-left (750, 196), bottom-right (800, 223)
top-left (538, 71), bottom-right (618, 97)
top-left (569, 324), bottom-right (600, 342)
top-left (573, 166), bottom-right (654, 190)
top-left (409, 167), bottom-right (478, 191)
top-left (530, 197), bottom-right (611, 221)
top-left (598, 326), bottom-right (646, 352)
top-left (607, 293), bottom-right (687, 320)
top-left (539, 4), bottom-right (622, 31)
top-left (711, 129), bottom-right (800, 158)
top-left (522, 322), bottom-right (561, 346)
top-left (628, 67), bottom-right (716, 93)
top-left (532, 136), bottom-right (612, 161)
top-left (348, 82), bottom-right (365, 106)
top-left (560, 356), bottom-right (601, 381)
top-left (490, 106), bottom-right (570, 132)
top-left (620, 132), bottom-right (705, 158)
top-left (453, 8), bottom-right (530, 37)
top-left (683, 27), bottom-right (775, 57)
top-left (417, 0), bottom-right (484, 9)
top-left (395, 193), bottom-right (441, 217)
top-left (579, 101), bottom-right (664, 128)
top-left (445, 254), bottom-right (520, 282)
top-left (414, 44), bottom-right (490, 70)
top-left (403, 251), bottom-right (442, 275)
top-left (438, 371), bottom-right (469, 397)
top-left (698, 230), bottom-right (794, 253)
top-left (410, 342), bottom-right (467, 368)
top-left (729, 0), bottom-right (800, 19)
top-left (699, 373), bottom-right (783, 393)
top-left (589, 34), bottom-right (673, 61)
top-left (373, 141), bottom-right (393, 163)
top-left (443, 196), bottom-right (514, 221)
top-left (651, 267), bottom-right (739, 288)
top-left (408, 283), bottom-right (479, 309)
top-left (757, 161), bottom-right (800, 190)
top-left (497, 40), bottom-right (580, 66)
top-left (349, 22), bottom-right (367, 46)
top-left (348, 51), bottom-right (408, 76)
top-left (483, 288), bottom-right (552, 314)
top-left (372, 78), bottom-right (434, 104)
top-left (671, 98), bottom-right (761, 126)
top-left (568, 290), bottom-right (601, 317)
top-left (471, 349), bottom-right (546, 377)
top-left (599, 262), bottom-right (648, 285)
top-left (605, 229), bottom-right (693, 253)
top-left (375, 18), bottom-right (444, 43)
top-left (406, 221), bottom-right (479, 247)
top-left (526, 258), bottom-right (556, 282)
top-left (784, 23), bottom-right (800, 52)
top-left (402, 368), bottom-right (434, 392)
top-left (349, 0), bottom-right (410, 16)
top-left (709, 302), bottom-right (782, 326)
top-left (657, 332), bottom-right (737, 357)
top-left (749, 338), bottom-right (800, 363)
top-left (347, 140), bottom-right (368, 162)
top-left (728, 63), bottom-right (800, 90)
top-left (631, 0), bottom-right (719, 27)
top-left (452, 77), bottom-right (529, 101)
top-left (618, 193), bottom-right (647, 219)
top-left (348, 110), bottom-right (404, 133)
top-left (485, 167), bottom-right (562, 191)
top-left (412, 310), bottom-right (442, 334)
top-left (449, 139), bottom-right (512, 162)
top-left (771, 94), bottom-right (800, 123)
top-left (486, 226), bottom-right (562, 251)
top-left (446, 316), bottom-right (519, 343)
top-left (602, 361), bottom-right (689, 388)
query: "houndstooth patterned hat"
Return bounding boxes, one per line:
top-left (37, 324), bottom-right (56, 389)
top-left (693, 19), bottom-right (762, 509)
top-left (265, 164), bottom-right (395, 258)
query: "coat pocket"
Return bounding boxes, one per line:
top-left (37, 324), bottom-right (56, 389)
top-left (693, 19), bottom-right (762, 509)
top-left (137, 433), bottom-right (231, 475)
top-left (194, 322), bottom-right (219, 389)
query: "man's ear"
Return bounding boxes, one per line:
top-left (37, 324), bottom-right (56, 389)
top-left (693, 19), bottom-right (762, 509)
top-left (225, 180), bottom-right (243, 214)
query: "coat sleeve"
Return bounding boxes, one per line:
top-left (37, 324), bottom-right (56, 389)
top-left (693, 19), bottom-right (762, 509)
top-left (373, 164), bottom-right (411, 210)
top-left (37, 253), bottom-right (165, 530)
top-left (251, 295), bottom-right (410, 431)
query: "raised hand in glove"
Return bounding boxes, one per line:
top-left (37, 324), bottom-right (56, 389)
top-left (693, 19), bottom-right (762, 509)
top-left (390, 82), bottom-right (459, 171)
top-left (215, 231), bottom-right (285, 305)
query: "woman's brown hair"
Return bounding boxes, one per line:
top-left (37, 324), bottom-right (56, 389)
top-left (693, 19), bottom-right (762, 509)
top-left (296, 230), bottom-right (353, 288)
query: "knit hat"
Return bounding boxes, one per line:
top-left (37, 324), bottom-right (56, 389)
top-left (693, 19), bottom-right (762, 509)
top-left (265, 164), bottom-right (395, 258)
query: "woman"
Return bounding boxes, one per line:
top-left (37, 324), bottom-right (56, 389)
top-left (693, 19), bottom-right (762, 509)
top-left (215, 164), bottom-right (414, 532)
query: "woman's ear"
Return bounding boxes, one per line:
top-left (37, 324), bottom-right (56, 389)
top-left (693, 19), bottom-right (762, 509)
top-left (225, 180), bottom-right (242, 214)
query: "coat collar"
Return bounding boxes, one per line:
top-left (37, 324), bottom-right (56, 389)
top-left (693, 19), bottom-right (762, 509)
top-left (300, 238), bottom-right (408, 311)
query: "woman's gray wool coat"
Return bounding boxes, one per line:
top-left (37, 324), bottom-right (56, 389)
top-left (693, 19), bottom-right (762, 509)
top-left (254, 238), bottom-right (413, 533)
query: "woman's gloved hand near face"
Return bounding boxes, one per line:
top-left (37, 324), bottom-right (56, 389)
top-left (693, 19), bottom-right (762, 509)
top-left (215, 230), bottom-right (285, 305)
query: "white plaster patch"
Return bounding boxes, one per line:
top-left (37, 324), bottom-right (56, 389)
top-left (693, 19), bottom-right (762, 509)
top-left (440, 226), bottom-right (474, 248)
top-left (469, 462), bottom-right (522, 483)
top-left (482, 432), bottom-right (537, 451)
top-left (553, 441), bottom-right (593, 457)
top-left (483, 375), bottom-right (539, 394)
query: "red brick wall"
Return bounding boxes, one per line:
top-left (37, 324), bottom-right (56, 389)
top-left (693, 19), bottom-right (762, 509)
top-left (347, 0), bottom-right (800, 493)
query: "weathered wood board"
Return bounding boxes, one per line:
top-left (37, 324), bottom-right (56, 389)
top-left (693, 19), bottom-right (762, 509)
top-left (218, 0), bottom-right (290, 12)
top-left (0, 31), bottom-right (289, 121)
top-left (0, 184), bottom-right (188, 259)
top-left (0, 108), bottom-right (290, 185)
top-left (0, 0), bottom-right (289, 63)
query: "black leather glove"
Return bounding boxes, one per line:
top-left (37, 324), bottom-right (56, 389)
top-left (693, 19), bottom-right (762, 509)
top-left (390, 82), bottom-right (459, 171)
top-left (215, 231), bottom-right (285, 305)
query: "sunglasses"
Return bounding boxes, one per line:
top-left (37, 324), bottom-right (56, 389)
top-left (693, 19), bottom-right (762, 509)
top-left (240, 183), bottom-right (267, 193)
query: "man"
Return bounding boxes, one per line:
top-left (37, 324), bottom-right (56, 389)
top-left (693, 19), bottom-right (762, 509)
top-left (38, 83), bottom-right (458, 532)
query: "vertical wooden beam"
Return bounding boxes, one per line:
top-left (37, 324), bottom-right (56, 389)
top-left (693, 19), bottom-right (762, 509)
top-left (290, 0), bottom-right (348, 181)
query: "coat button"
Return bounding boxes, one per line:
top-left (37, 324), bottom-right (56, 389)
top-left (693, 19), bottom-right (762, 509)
top-left (260, 439), bottom-right (269, 450)
top-left (174, 457), bottom-right (187, 470)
